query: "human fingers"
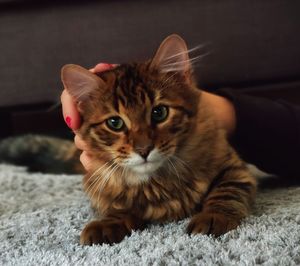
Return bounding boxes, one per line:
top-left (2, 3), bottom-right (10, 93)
top-left (60, 89), bottom-right (81, 130)
top-left (90, 63), bottom-right (117, 73)
top-left (74, 135), bottom-right (89, 151)
top-left (75, 135), bottom-right (94, 171)
top-left (80, 151), bottom-right (94, 171)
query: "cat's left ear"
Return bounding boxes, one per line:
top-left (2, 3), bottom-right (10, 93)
top-left (150, 34), bottom-right (192, 81)
top-left (61, 64), bottom-right (105, 102)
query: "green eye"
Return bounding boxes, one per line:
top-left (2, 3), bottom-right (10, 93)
top-left (151, 105), bottom-right (169, 123)
top-left (106, 117), bottom-right (124, 131)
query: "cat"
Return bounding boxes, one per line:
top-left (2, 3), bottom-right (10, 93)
top-left (59, 34), bottom-right (257, 245)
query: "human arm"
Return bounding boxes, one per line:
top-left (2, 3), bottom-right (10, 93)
top-left (213, 88), bottom-right (300, 177)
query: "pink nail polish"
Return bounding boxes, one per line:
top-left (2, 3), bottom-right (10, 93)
top-left (65, 116), bottom-right (72, 128)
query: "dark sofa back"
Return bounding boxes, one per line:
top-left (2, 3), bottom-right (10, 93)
top-left (1, 0), bottom-right (300, 107)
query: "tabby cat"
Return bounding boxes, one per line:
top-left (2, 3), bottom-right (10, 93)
top-left (60, 34), bottom-right (256, 245)
top-left (0, 34), bottom-right (256, 245)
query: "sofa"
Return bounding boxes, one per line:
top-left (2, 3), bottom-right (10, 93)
top-left (1, 0), bottom-right (300, 138)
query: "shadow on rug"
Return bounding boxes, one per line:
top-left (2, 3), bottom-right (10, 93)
top-left (0, 164), bottom-right (299, 265)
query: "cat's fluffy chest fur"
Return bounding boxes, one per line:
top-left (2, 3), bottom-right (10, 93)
top-left (84, 162), bottom-right (211, 222)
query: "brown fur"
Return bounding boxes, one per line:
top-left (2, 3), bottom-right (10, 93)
top-left (61, 35), bottom-right (256, 245)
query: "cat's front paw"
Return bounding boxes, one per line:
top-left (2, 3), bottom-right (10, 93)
top-left (80, 219), bottom-right (131, 245)
top-left (187, 212), bottom-right (240, 237)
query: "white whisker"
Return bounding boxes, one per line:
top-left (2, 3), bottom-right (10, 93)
top-left (158, 72), bottom-right (179, 93)
top-left (87, 158), bottom-right (118, 198)
top-left (96, 164), bottom-right (120, 208)
top-left (99, 163), bottom-right (119, 193)
top-left (160, 53), bottom-right (210, 73)
top-left (87, 162), bottom-right (115, 198)
top-left (84, 161), bottom-right (110, 195)
top-left (167, 157), bottom-right (181, 184)
top-left (163, 44), bottom-right (209, 61)
top-left (171, 155), bottom-right (196, 178)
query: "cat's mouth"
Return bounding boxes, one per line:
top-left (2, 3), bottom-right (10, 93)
top-left (124, 149), bottom-right (166, 176)
top-left (129, 160), bottom-right (163, 174)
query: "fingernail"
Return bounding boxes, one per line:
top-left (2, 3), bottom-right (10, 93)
top-left (102, 63), bottom-right (114, 69)
top-left (65, 116), bottom-right (72, 128)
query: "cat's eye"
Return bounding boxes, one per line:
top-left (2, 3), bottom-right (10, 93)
top-left (151, 105), bottom-right (169, 123)
top-left (106, 117), bottom-right (125, 131)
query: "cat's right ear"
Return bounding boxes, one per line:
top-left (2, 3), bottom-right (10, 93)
top-left (150, 34), bottom-right (191, 75)
top-left (61, 64), bottom-right (105, 102)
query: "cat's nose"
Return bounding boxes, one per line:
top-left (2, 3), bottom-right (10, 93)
top-left (136, 145), bottom-right (154, 160)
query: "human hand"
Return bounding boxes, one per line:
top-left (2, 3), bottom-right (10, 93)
top-left (61, 63), bottom-right (116, 171)
top-left (61, 64), bottom-right (236, 171)
top-left (201, 91), bottom-right (236, 136)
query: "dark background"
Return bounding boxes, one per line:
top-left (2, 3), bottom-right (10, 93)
top-left (1, 0), bottom-right (300, 139)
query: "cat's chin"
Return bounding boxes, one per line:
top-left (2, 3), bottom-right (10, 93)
top-left (125, 149), bottom-right (165, 180)
top-left (123, 162), bottom-right (161, 185)
top-left (130, 161), bottom-right (162, 176)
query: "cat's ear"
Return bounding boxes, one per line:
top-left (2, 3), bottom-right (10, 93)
top-left (61, 64), bottom-right (105, 102)
top-left (150, 34), bottom-right (191, 76)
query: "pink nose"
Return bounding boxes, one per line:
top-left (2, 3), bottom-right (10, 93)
top-left (135, 145), bottom-right (154, 160)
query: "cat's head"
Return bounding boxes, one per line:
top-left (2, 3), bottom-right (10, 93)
top-left (61, 34), bottom-right (201, 183)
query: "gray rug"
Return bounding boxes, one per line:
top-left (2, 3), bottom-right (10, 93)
top-left (0, 163), bottom-right (300, 266)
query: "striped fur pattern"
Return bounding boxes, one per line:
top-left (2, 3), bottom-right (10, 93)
top-left (0, 135), bottom-right (82, 174)
top-left (61, 34), bottom-right (257, 245)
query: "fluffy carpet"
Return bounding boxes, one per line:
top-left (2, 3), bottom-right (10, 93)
top-left (1, 163), bottom-right (300, 266)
